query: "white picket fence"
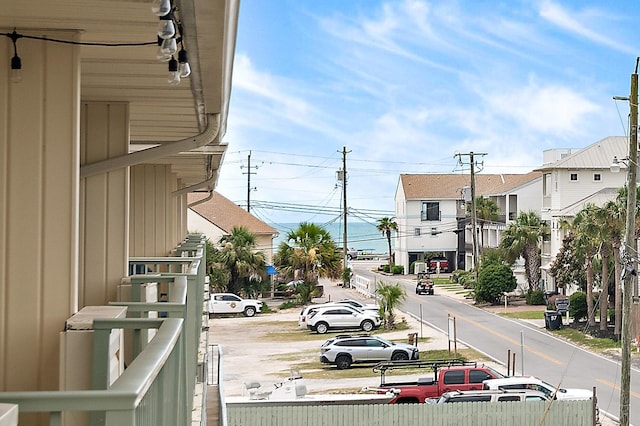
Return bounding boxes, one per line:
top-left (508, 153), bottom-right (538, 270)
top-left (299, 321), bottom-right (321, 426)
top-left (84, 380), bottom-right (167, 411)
top-left (227, 400), bottom-right (596, 426)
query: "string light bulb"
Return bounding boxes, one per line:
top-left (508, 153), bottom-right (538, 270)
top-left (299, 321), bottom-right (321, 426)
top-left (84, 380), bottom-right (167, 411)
top-left (157, 14), bottom-right (176, 39)
top-left (167, 56), bottom-right (181, 85)
top-left (178, 48), bottom-right (191, 78)
top-left (9, 30), bottom-right (22, 83)
top-left (160, 37), bottom-right (177, 57)
top-left (151, 0), bottom-right (172, 16)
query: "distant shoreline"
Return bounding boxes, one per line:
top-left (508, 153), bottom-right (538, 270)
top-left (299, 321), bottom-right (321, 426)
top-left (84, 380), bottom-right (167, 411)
top-left (270, 221), bottom-right (393, 254)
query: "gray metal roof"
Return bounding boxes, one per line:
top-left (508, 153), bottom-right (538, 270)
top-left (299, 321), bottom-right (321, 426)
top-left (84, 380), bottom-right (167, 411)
top-left (536, 136), bottom-right (628, 171)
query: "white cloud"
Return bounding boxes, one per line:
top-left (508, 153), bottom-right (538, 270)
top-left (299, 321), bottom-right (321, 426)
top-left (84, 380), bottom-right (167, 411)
top-left (483, 80), bottom-right (600, 135)
top-left (539, 0), bottom-right (636, 55)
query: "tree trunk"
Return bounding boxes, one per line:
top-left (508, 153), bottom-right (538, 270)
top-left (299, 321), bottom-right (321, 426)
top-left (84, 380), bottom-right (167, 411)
top-left (387, 231), bottom-right (393, 267)
top-left (524, 243), bottom-right (540, 291)
top-left (586, 257), bottom-right (595, 327)
top-left (599, 251), bottom-right (610, 331)
top-left (614, 241), bottom-right (622, 337)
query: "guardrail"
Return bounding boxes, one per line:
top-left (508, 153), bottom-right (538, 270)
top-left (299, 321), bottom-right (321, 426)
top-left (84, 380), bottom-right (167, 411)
top-left (0, 235), bottom-right (208, 426)
top-left (0, 318), bottom-right (186, 426)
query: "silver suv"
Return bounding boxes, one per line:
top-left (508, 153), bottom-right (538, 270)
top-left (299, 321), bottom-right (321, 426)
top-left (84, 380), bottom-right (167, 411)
top-left (320, 334), bottom-right (419, 369)
top-left (306, 305), bottom-right (381, 334)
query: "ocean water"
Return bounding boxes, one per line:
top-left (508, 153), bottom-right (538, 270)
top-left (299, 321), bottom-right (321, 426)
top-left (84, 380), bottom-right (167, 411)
top-left (271, 221), bottom-right (392, 254)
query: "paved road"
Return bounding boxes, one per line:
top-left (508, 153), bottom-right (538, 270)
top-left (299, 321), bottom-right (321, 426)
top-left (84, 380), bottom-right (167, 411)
top-left (349, 261), bottom-right (631, 425)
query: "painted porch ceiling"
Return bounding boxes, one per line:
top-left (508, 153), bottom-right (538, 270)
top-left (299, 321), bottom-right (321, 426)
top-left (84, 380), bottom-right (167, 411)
top-left (1, 0), bottom-right (238, 188)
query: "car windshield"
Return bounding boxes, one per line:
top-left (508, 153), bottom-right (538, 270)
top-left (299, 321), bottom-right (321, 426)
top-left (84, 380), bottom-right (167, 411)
top-left (540, 380), bottom-right (562, 393)
top-left (321, 338), bottom-right (337, 348)
top-left (374, 337), bottom-right (393, 346)
top-left (485, 366), bottom-right (506, 379)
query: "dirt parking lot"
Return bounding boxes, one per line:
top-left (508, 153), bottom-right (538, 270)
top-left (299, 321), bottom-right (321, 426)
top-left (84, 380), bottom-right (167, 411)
top-left (207, 281), bottom-right (492, 397)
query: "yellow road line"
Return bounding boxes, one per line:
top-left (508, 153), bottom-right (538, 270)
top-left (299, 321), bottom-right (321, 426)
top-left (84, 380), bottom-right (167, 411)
top-left (597, 378), bottom-right (640, 399)
top-left (454, 313), bottom-right (562, 365)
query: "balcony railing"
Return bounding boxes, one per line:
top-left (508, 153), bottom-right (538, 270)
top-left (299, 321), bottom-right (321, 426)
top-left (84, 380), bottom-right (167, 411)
top-left (0, 235), bottom-right (208, 426)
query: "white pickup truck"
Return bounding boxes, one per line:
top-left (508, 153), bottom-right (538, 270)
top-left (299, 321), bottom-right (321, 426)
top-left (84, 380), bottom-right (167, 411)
top-left (208, 293), bottom-right (263, 317)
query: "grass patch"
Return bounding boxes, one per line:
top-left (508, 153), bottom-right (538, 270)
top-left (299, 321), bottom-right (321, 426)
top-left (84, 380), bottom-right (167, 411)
top-left (552, 328), bottom-right (620, 352)
top-left (275, 348), bottom-right (494, 381)
top-left (499, 311), bottom-right (545, 320)
top-left (260, 320), bottom-right (418, 343)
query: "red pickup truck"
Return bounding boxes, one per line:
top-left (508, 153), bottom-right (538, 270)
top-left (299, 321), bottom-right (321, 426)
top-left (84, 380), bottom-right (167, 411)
top-left (374, 360), bottom-right (505, 404)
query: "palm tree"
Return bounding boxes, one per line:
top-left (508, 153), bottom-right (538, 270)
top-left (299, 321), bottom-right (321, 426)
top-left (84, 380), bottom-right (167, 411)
top-left (611, 185), bottom-right (640, 337)
top-left (469, 197), bottom-right (499, 251)
top-left (376, 217), bottom-right (398, 266)
top-left (375, 280), bottom-right (406, 330)
top-left (571, 204), bottom-right (602, 327)
top-left (274, 222), bottom-right (341, 284)
top-left (499, 211), bottom-right (549, 292)
top-left (598, 199), bottom-right (624, 334)
top-left (215, 226), bottom-right (267, 295)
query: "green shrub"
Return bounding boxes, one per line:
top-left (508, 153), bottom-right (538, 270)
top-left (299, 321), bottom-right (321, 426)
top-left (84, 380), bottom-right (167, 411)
top-left (342, 267), bottom-right (353, 287)
top-left (474, 263), bottom-right (517, 304)
top-left (382, 264), bottom-right (391, 273)
top-left (391, 265), bottom-right (404, 275)
top-left (526, 290), bottom-right (545, 305)
top-left (452, 269), bottom-right (475, 288)
top-left (278, 300), bottom-right (297, 310)
top-left (569, 292), bottom-right (588, 321)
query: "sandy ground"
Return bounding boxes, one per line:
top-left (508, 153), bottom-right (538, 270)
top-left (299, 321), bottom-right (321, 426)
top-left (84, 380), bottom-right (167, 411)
top-left (208, 280), bottom-right (500, 398)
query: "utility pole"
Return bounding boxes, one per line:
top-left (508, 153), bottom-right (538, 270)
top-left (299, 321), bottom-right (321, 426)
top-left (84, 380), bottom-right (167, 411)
top-left (241, 150), bottom-right (258, 212)
top-left (455, 152), bottom-right (486, 277)
top-left (620, 57), bottom-right (639, 426)
top-left (338, 147), bottom-right (351, 269)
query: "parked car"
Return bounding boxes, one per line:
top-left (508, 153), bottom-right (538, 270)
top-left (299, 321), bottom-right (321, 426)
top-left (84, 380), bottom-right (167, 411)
top-left (320, 334), bottom-right (419, 369)
top-left (346, 248), bottom-right (359, 260)
top-left (298, 303), bottom-right (346, 328)
top-left (482, 376), bottom-right (594, 400)
top-left (428, 257), bottom-right (449, 273)
top-left (208, 293), bottom-right (263, 317)
top-left (333, 299), bottom-right (379, 312)
top-left (306, 305), bottom-right (382, 334)
top-left (432, 389), bottom-right (549, 404)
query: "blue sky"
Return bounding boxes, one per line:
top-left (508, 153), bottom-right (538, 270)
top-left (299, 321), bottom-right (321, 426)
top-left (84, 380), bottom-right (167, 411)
top-left (215, 0), bottom-right (640, 226)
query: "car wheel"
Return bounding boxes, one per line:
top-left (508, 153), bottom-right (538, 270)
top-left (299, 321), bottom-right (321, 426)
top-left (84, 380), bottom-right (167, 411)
top-left (391, 351), bottom-right (409, 361)
top-left (361, 320), bottom-right (374, 332)
top-left (244, 306), bottom-right (256, 317)
top-left (316, 322), bottom-right (329, 334)
top-left (335, 355), bottom-right (352, 369)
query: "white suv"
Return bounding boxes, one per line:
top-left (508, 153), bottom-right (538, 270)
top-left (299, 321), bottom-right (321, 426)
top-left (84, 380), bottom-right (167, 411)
top-left (320, 334), bottom-right (419, 369)
top-left (306, 305), bottom-right (381, 334)
top-left (333, 299), bottom-right (379, 312)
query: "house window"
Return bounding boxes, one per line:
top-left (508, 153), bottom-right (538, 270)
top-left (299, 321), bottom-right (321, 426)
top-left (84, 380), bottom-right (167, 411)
top-left (543, 173), bottom-right (552, 196)
top-left (414, 228), bottom-right (421, 236)
top-left (421, 201), bottom-right (440, 221)
top-left (570, 173), bottom-right (578, 181)
top-left (593, 173), bottom-right (601, 181)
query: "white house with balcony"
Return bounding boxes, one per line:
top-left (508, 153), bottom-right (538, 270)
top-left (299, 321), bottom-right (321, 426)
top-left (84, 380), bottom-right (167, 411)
top-left (536, 136), bottom-right (628, 293)
top-left (394, 172), bottom-right (542, 278)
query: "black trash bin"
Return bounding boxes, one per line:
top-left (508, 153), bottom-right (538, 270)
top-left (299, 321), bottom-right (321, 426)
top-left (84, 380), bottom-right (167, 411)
top-left (544, 310), bottom-right (562, 330)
